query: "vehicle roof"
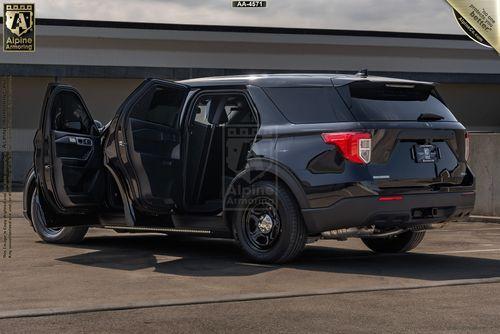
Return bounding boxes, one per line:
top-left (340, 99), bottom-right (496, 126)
top-left (179, 73), bottom-right (434, 88)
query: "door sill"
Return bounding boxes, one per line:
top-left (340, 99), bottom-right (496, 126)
top-left (102, 225), bottom-right (211, 235)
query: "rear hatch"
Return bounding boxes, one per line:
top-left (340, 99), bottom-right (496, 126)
top-left (337, 80), bottom-right (469, 189)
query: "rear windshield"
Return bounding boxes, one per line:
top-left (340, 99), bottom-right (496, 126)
top-left (264, 87), bottom-right (354, 124)
top-left (346, 82), bottom-right (457, 122)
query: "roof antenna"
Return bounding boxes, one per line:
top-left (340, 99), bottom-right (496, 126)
top-left (356, 69), bottom-right (368, 77)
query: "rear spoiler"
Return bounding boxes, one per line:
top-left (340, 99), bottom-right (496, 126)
top-left (335, 80), bottom-right (442, 109)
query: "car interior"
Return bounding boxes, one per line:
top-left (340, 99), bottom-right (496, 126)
top-left (49, 90), bottom-right (103, 206)
top-left (185, 93), bottom-right (258, 213)
top-left (69, 87), bottom-right (259, 216)
top-left (125, 85), bottom-right (187, 211)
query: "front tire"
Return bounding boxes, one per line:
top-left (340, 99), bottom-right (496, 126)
top-left (362, 230), bottom-right (426, 253)
top-left (233, 181), bottom-right (307, 263)
top-left (30, 189), bottom-right (88, 244)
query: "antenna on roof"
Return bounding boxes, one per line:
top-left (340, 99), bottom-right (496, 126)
top-left (356, 69), bottom-right (368, 77)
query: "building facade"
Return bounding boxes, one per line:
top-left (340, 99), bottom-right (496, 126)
top-left (1, 19), bottom-right (499, 189)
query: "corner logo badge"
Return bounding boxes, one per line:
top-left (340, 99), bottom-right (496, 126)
top-left (446, 0), bottom-right (499, 54)
top-left (3, 3), bottom-right (35, 52)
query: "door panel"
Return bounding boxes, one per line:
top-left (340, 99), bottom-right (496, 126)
top-left (128, 117), bottom-right (179, 207)
top-left (105, 79), bottom-right (189, 215)
top-left (34, 84), bottom-right (104, 223)
top-left (51, 130), bottom-right (104, 206)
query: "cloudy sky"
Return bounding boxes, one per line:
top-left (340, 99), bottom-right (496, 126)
top-left (34, 0), bottom-right (463, 34)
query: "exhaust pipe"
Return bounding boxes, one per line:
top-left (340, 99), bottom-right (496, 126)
top-left (321, 222), bottom-right (446, 240)
top-left (321, 226), bottom-right (406, 240)
top-left (321, 227), bottom-right (374, 240)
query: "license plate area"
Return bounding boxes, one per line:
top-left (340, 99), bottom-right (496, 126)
top-left (413, 144), bottom-right (439, 163)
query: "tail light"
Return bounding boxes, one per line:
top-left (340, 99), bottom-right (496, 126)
top-left (321, 132), bottom-right (372, 164)
top-left (464, 132), bottom-right (470, 161)
top-left (378, 195), bottom-right (403, 202)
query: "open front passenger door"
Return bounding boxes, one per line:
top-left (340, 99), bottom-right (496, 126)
top-left (34, 84), bottom-right (104, 225)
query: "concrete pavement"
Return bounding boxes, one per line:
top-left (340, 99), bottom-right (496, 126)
top-left (1, 193), bottom-right (500, 332)
top-left (1, 283), bottom-right (499, 333)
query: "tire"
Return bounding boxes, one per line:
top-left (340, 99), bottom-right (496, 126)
top-left (30, 189), bottom-right (88, 244)
top-left (232, 181), bottom-right (307, 263)
top-left (361, 230), bottom-right (426, 253)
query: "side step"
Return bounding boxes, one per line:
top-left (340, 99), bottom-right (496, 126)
top-left (103, 226), bottom-right (212, 235)
top-left (100, 214), bottom-right (231, 237)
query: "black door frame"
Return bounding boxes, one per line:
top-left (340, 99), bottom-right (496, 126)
top-left (180, 88), bottom-right (260, 212)
top-left (104, 79), bottom-right (190, 220)
top-left (35, 83), bottom-right (101, 215)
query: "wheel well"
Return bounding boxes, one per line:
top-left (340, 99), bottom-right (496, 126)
top-left (224, 170), bottom-right (306, 228)
top-left (226, 170), bottom-right (291, 198)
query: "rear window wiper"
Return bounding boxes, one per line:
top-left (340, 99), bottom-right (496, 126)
top-left (417, 113), bottom-right (444, 121)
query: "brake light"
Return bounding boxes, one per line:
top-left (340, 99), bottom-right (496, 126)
top-left (378, 196), bottom-right (403, 202)
top-left (321, 132), bottom-right (372, 164)
top-left (464, 132), bottom-right (470, 161)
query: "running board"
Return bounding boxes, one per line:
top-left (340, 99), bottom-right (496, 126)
top-left (103, 226), bottom-right (212, 235)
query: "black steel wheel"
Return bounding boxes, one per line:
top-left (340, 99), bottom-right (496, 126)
top-left (243, 196), bottom-right (282, 251)
top-left (233, 181), bottom-right (307, 263)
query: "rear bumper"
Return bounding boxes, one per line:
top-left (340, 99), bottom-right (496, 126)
top-left (301, 191), bottom-right (475, 234)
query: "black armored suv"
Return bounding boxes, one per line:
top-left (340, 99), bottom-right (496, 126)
top-left (23, 73), bottom-right (475, 263)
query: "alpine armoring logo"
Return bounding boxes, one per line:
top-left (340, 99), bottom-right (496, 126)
top-left (454, 9), bottom-right (491, 48)
top-left (222, 123), bottom-right (279, 214)
top-left (3, 3), bottom-right (35, 52)
top-left (446, 0), bottom-right (498, 53)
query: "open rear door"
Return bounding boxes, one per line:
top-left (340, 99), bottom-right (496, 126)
top-left (105, 79), bottom-right (189, 217)
top-left (34, 84), bottom-right (104, 225)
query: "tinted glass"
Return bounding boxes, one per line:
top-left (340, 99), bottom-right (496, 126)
top-left (193, 97), bottom-right (213, 126)
top-left (224, 95), bottom-right (256, 125)
top-left (51, 91), bottom-right (93, 134)
top-left (130, 86), bottom-right (186, 127)
top-left (348, 83), bottom-right (457, 122)
top-left (192, 94), bottom-right (256, 126)
top-left (264, 87), bottom-right (353, 124)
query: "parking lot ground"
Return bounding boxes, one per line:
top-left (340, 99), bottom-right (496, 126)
top-left (2, 193), bottom-right (500, 332)
top-left (1, 283), bottom-right (499, 333)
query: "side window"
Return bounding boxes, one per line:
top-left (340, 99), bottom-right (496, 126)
top-left (51, 91), bottom-right (93, 134)
top-left (130, 86), bottom-right (186, 128)
top-left (193, 96), bottom-right (213, 126)
top-left (191, 94), bottom-right (257, 126)
top-left (223, 95), bottom-right (256, 125)
top-left (264, 87), bottom-right (353, 124)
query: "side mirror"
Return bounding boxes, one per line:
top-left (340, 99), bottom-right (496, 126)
top-left (94, 120), bottom-right (104, 130)
top-left (64, 121), bottom-right (82, 131)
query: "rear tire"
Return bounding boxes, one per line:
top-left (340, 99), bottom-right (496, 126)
top-left (30, 189), bottom-right (88, 244)
top-left (233, 181), bottom-right (307, 264)
top-left (361, 230), bottom-right (426, 253)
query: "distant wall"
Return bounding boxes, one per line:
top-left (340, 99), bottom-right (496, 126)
top-left (1, 77), bottom-right (142, 186)
top-left (468, 133), bottom-right (500, 216)
top-left (437, 84), bottom-right (500, 133)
